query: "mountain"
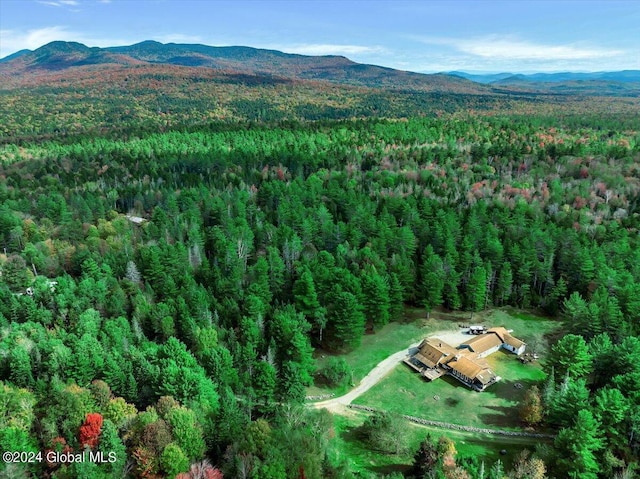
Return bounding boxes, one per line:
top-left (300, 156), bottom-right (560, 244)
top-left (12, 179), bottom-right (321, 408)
top-left (497, 71), bottom-right (640, 83)
top-left (449, 70), bottom-right (640, 84)
top-left (447, 71), bottom-right (516, 84)
top-left (447, 70), bottom-right (640, 96)
top-left (0, 49), bottom-right (31, 63)
top-left (0, 40), bottom-right (486, 94)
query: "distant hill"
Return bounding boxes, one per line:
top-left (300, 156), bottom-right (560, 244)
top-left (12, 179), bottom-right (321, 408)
top-left (448, 71), bottom-right (516, 84)
top-left (0, 40), bottom-right (487, 94)
top-left (448, 70), bottom-right (640, 96)
top-left (450, 70), bottom-right (640, 84)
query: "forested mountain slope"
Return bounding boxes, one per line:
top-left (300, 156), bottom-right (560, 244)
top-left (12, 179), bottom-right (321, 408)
top-left (0, 40), bottom-right (486, 93)
top-left (1, 38), bottom-right (640, 479)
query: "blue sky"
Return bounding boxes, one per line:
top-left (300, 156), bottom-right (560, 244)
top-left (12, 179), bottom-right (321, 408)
top-left (1, 0), bottom-right (638, 72)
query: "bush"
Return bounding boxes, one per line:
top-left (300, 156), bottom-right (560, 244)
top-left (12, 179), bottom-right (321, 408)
top-left (359, 411), bottom-right (408, 455)
top-left (318, 357), bottom-right (352, 388)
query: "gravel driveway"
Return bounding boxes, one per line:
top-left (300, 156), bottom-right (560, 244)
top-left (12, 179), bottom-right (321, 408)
top-left (313, 328), bottom-right (464, 413)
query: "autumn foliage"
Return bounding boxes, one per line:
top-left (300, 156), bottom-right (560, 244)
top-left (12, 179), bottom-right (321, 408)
top-left (79, 412), bottom-right (104, 449)
top-left (175, 459), bottom-right (224, 479)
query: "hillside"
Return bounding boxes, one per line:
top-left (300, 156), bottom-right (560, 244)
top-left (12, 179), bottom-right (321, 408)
top-left (0, 40), bottom-right (487, 93)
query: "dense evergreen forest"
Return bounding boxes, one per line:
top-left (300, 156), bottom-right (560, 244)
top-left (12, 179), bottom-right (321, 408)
top-left (1, 108), bottom-right (639, 478)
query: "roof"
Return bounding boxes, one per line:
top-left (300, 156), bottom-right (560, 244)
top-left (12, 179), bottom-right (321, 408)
top-left (487, 327), bottom-right (509, 342)
top-left (414, 339), bottom-right (458, 368)
top-left (448, 356), bottom-right (483, 379)
top-left (504, 334), bottom-right (526, 349)
top-left (475, 368), bottom-right (498, 385)
top-left (461, 332), bottom-right (503, 354)
top-left (486, 327), bottom-right (525, 349)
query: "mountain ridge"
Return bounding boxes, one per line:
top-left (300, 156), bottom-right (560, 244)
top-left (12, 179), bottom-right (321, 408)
top-left (0, 40), bottom-right (486, 94)
top-left (449, 69), bottom-right (640, 84)
top-left (2, 41), bottom-right (638, 98)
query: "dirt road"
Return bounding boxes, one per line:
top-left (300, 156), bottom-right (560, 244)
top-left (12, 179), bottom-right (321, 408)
top-left (312, 329), bottom-right (465, 413)
top-left (312, 341), bottom-right (419, 412)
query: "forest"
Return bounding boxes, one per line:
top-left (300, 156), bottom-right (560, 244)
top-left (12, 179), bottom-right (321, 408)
top-left (0, 89), bottom-right (639, 479)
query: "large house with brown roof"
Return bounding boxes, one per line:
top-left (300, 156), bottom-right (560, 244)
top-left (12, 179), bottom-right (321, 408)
top-left (404, 327), bottom-right (526, 391)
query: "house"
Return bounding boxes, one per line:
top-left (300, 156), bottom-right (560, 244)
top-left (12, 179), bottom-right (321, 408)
top-left (405, 339), bottom-right (458, 380)
top-left (458, 332), bottom-right (503, 358)
top-left (403, 326), bottom-right (526, 391)
top-left (460, 327), bottom-right (526, 357)
top-left (446, 354), bottom-right (498, 390)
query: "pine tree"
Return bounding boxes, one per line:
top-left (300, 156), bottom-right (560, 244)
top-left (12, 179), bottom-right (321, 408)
top-left (554, 409), bottom-right (603, 479)
top-left (489, 459), bottom-right (504, 479)
top-left (495, 262), bottom-right (513, 306)
top-left (293, 268), bottom-right (326, 341)
top-left (2, 254), bottom-right (30, 292)
top-left (361, 267), bottom-right (391, 330)
top-left (419, 245), bottom-right (445, 319)
top-left (545, 334), bottom-right (592, 379)
top-left (466, 264), bottom-right (487, 319)
top-left (326, 288), bottom-right (365, 351)
top-left (388, 273), bottom-right (404, 319)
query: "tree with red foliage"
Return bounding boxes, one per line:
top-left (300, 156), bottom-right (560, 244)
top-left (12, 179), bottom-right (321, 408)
top-left (79, 413), bottom-right (103, 449)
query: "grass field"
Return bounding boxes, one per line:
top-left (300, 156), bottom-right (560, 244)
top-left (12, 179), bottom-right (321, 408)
top-left (308, 309), bottom-right (456, 396)
top-left (352, 350), bottom-right (547, 430)
top-left (349, 308), bottom-right (561, 430)
top-left (308, 306), bottom-right (561, 398)
top-left (321, 308), bottom-right (561, 476)
top-left (330, 411), bottom-right (549, 477)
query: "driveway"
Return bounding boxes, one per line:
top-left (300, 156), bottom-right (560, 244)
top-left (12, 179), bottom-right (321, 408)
top-left (313, 329), bottom-right (460, 413)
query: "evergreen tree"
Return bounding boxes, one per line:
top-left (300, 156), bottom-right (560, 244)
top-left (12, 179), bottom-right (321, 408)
top-left (466, 264), bottom-right (487, 318)
top-left (2, 255), bottom-right (30, 293)
top-left (545, 334), bottom-right (592, 380)
top-left (387, 272), bottom-right (405, 319)
top-left (326, 287), bottom-right (365, 351)
top-left (293, 268), bottom-right (326, 342)
top-left (409, 434), bottom-right (440, 478)
top-left (554, 409), bottom-right (603, 479)
top-left (361, 266), bottom-right (391, 330)
top-left (419, 245), bottom-right (445, 319)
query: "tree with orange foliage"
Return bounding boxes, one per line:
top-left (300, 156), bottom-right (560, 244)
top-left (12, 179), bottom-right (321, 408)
top-left (79, 413), bottom-right (103, 449)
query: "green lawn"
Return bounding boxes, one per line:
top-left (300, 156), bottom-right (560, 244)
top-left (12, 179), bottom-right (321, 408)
top-left (351, 308), bottom-right (561, 430)
top-left (353, 351), bottom-right (547, 430)
top-left (309, 308), bottom-right (461, 396)
top-left (309, 306), bottom-right (561, 398)
top-left (329, 410), bottom-right (549, 477)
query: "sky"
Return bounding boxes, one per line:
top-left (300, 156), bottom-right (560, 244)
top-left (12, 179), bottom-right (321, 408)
top-left (0, 0), bottom-right (638, 73)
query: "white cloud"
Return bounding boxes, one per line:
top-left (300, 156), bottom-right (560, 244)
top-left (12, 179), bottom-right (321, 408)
top-left (36, 0), bottom-right (79, 7)
top-left (414, 35), bottom-right (624, 61)
top-left (0, 26), bottom-right (131, 58)
top-left (1, 26), bottom-right (71, 55)
top-left (266, 43), bottom-right (387, 57)
top-left (155, 34), bottom-right (204, 44)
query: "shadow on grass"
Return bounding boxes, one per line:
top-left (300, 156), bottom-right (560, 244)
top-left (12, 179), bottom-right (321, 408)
top-left (479, 377), bottom-right (541, 427)
top-left (478, 404), bottom-right (519, 428)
